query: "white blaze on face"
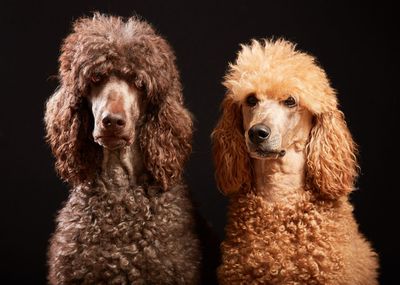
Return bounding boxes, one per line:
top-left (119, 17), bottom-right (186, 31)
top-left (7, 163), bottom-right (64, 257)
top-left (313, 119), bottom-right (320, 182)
top-left (87, 76), bottom-right (142, 149)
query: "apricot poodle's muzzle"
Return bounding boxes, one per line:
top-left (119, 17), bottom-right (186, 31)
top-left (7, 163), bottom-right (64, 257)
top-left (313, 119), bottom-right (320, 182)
top-left (247, 123), bottom-right (286, 158)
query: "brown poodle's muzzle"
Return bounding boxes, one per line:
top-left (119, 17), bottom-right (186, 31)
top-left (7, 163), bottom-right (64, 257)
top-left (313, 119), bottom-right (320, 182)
top-left (247, 123), bottom-right (286, 158)
top-left (88, 76), bottom-right (142, 150)
top-left (95, 111), bottom-right (131, 150)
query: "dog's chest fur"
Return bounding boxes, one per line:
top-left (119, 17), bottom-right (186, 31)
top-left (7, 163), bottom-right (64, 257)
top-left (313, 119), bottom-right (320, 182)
top-left (220, 192), bottom-right (354, 284)
top-left (51, 182), bottom-right (197, 284)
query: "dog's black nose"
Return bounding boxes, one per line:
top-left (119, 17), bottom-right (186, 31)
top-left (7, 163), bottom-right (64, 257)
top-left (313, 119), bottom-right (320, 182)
top-left (102, 113), bottom-right (126, 129)
top-left (248, 124), bottom-right (271, 144)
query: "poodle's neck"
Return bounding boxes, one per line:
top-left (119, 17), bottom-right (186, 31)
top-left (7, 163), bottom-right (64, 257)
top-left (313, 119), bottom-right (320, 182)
top-left (252, 147), bottom-right (307, 205)
top-left (100, 142), bottom-right (144, 188)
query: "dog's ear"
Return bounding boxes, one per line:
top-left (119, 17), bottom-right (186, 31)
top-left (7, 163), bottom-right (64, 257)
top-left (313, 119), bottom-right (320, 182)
top-left (212, 96), bottom-right (252, 195)
top-left (305, 109), bottom-right (358, 199)
top-left (139, 95), bottom-right (193, 190)
top-left (44, 87), bottom-right (101, 186)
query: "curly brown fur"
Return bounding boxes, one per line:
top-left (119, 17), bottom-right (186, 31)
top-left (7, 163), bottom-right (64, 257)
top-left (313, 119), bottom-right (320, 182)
top-left (212, 39), bottom-right (378, 284)
top-left (45, 14), bottom-right (200, 284)
top-left (45, 13), bottom-right (191, 189)
top-left (48, 184), bottom-right (199, 285)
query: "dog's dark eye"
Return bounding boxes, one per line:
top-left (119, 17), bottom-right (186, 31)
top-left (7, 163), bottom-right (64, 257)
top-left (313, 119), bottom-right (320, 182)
top-left (91, 73), bottom-right (103, 83)
top-left (246, 93), bottom-right (259, 107)
top-left (283, 96), bottom-right (297, 108)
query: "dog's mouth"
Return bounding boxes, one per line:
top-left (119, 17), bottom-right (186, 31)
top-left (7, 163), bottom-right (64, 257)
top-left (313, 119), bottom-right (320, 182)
top-left (249, 146), bottom-right (286, 159)
top-left (94, 135), bottom-right (132, 150)
top-left (246, 132), bottom-right (285, 159)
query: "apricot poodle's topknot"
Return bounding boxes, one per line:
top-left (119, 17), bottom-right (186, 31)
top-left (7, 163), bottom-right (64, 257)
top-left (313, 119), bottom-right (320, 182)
top-left (224, 39), bottom-right (337, 114)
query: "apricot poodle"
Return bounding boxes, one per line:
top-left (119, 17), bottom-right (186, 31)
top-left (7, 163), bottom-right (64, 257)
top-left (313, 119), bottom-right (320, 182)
top-left (212, 39), bottom-right (378, 284)
top-left (45, 14), bottom-right (200, 284)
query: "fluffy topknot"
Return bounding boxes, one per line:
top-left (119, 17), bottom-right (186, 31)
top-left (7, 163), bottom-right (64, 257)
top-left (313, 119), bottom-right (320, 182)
top-left (224, 39), bottom-right (337, 114)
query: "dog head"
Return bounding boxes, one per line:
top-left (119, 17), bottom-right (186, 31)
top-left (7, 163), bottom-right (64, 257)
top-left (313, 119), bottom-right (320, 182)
top-left (212, 39), bottom-right (357, 199)
top-left (45, 14), bottom-right (192, 189)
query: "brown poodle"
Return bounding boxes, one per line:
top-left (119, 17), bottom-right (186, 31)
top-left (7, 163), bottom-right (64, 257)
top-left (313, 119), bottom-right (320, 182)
top-left (45, 14), bottom-right (200, 284)
top-left (212, 39), bottom-right (378, 284)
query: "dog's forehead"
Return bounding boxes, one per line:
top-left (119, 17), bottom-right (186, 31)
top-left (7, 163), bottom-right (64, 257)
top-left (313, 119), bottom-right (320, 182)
top-left (231, 78), bottom-right (300, 102)
top-left (91, 76), bottom-right (139, 96)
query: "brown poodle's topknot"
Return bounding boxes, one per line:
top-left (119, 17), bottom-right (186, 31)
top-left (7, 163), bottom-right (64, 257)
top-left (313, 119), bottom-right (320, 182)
top-left (45, 13), bottom-right (192, 188)
top-left (60, 13), bottom-right (181, 101)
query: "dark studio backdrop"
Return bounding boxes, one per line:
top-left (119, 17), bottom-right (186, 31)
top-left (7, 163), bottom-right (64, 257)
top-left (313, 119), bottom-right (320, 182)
top-left (0, 1), bottom-right (397, 284)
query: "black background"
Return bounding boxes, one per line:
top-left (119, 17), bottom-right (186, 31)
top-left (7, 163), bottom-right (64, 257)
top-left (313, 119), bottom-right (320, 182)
top-left (0, 1), bottom-right (397, 284)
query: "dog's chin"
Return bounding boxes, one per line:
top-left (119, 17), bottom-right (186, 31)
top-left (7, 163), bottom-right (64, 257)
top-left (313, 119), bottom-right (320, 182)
top-left (94, 136), bottom-right (132, 150)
